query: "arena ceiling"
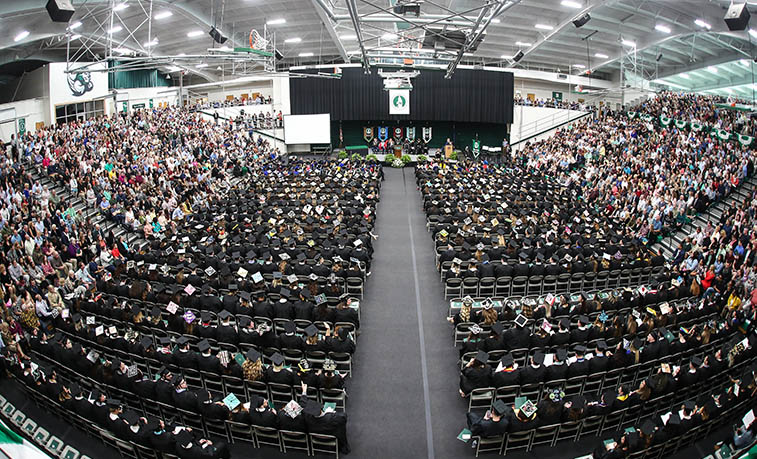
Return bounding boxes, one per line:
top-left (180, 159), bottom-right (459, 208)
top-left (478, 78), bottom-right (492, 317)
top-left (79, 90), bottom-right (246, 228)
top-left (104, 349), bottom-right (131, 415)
top-left (0, 0), bottom-right (754, 94)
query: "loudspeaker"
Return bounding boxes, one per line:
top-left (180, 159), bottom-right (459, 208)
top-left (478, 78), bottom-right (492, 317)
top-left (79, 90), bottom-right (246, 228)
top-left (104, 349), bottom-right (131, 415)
top-left (208, 27), bottom-right (228, 44)
top-left (724, 3), bottom-right (750, 31)
top-left (46, 0), bottom-right (75, 23)
top-left (572, 13), bottom-right (591, 28)
top-left (513, 50), bottom-right (524, 62)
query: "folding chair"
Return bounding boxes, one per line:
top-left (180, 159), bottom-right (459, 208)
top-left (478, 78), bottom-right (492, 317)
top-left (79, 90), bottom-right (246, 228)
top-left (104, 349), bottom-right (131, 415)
top-left (445, 278), bottom-right (462, 299)
top-left (478, 277), bottom-right (496, 297)
top-left (468, 387), bottom-right (494, 412)
top-left (462, 277), bottom-right (479, 297)
top-left (511, 276), bottom-right (527, 296)
top-left (495, 277), bottom-right (512, 297)
top-left (227, 420), bottom-right (255, 446)
top-left (531, 424), bottom-right (559, 449)
top-left (280, 430), bottom-right (310, 455)
top-left (310, 433), bottom-right (339, 458)
top-left (473, 434), bottom-right (504, 457)
top-left (555, 420), bottom-right (581, 443)
top-left (253, 425), bottom-right (282, 451)
top-left (503, 431), bottom-right (532, 455)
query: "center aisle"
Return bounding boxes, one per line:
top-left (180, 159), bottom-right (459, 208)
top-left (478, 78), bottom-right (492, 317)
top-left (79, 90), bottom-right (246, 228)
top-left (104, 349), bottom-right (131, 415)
top-left (349, 167), bottom-right (471, 458)
top-left (348, 167), bottom-right (430, 457)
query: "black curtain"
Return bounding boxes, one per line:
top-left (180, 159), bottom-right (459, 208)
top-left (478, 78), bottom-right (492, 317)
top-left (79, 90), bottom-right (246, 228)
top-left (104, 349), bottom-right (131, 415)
top-left (290, 68), bottom-right (513, 124)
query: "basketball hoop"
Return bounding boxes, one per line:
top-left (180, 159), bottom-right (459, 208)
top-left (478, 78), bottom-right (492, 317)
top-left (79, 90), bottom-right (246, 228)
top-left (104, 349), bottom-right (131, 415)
top-left (249, 29), bottom-right (268, 50)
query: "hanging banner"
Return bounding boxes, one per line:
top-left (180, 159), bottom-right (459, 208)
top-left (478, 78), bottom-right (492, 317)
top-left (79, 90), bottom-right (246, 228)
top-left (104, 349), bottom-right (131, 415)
top-left (389, 89), bottom-right (410, 115)
top-left (675, 120), bottom-right (687, 129)
top-left (363, 126), bottom-right (374, 143)
top-left (377, 126), bottom-right (389, 141)
top-left (628, 111), bottom-right (636, 119)
top-left (472, 138), bottom-right (481, 158)
top-left (690, 122), bottom-right (703, 132)
top-left (406, 126), bottom-right (416, 141)
top-left (660, 116), bottom-right (671, 126)
top-left (393, 126), bottom-right (403, 142)
top-left (422, 127), bottom-right (432, 143)
top-left (641, 114), bottom-right (653, 122)
top-left (739, 134), bottom-right (753, 146)
top-left (714, 128), bottom-right (731, 141)
top-left (17, 118), bottom-right (25, 135)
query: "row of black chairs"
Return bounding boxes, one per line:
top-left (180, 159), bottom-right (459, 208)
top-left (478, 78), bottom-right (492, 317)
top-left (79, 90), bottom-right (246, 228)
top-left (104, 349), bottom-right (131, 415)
top-left (443, 267), bottom-right (666, 299)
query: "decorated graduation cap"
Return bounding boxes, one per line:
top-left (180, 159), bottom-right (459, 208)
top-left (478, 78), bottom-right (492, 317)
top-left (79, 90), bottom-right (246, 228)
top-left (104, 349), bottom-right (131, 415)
top-left (514, 314), bottom-right (528, 328)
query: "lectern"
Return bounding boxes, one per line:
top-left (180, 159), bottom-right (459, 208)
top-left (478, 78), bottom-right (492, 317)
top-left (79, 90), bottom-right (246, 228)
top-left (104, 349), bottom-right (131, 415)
top-left (444, 143), bottom-right (454, 158)
top-left (394, 144), bottom-right (403, 158)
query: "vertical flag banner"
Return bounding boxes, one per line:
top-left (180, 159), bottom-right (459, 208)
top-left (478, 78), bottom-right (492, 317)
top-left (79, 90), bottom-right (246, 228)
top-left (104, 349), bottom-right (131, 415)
top-left (389, 89), bottom-right (410, 115)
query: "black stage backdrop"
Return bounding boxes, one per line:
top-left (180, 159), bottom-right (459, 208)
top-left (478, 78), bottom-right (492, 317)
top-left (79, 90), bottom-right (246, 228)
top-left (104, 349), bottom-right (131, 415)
top-left (290, 68), bottom-right (514, 124)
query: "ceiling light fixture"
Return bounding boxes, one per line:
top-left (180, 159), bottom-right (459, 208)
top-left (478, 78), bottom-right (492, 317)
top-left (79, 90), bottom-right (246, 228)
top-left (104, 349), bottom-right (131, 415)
top-left (491, 18), bottom-right (501, 23)
top-left (515, 41), bottom-right (532, 47)
top-left (679, 73), bottom-right (690, 79)
top-left (196, 63), bottom-right (208, 68)
top-left (750, 28), bottom-right (757, 39)
top-left (594, 52), bottom-right (608, 58)
top-left (70, 34), bottom-right (81, 40)
top-left (144, 39), bottom-right (158, 47)
top-left (14, 31), bottom-right (29, 42)
top-left (113, 47), bottom-right (132, 54)
top-left (535, 24), bottom-right (554, 30)
top-left (572, 63), bottom-right (586, 68)
top-left (561, 0), bottom-right (582, 8)
top-left (284, 37), bottom-right (302, 43)
top-left (299, 52), bottom-right (314, 57)
top-left (707, 66), bottom-right (718, 73)
top-left (155, 11), bottom-right (173, 20)
top-left (113, 3), bottom-right (128, 12)
top-left (109, 26), bottom-right (122, 34)
top-left (187, 30), bottom-right (203, 38)
top-left (68, 21), bottom-right (82, 30)
top-left (340, 34), bottom-right (357, 40)
top-left (694, 19), bottom-right (711, 29)
top-left (654, 24), bottom-right (671, 33)
top-left (267, 18), bottom-right (286, 25)
top-left (382, 33), bottom-right (398, 40)
top-left (621, 39), bottom-right (636, 47)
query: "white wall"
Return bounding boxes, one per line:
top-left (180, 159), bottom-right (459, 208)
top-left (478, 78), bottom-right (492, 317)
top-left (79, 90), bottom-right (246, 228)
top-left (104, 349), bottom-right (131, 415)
top-left (510, 105), bottom-right (588, 144)
top-left (200, 82), bottom-right (273, 104)
top-left (0, 98), bottom-right (48, 142)
top-left (108, 87), bottom-right (179, 113)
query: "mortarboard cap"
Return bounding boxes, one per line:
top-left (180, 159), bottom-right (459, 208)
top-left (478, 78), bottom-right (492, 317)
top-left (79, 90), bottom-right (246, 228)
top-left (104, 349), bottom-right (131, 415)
top-left (271, 352), bottom-right (285, 366)
top-left (246, 348), bottom-right (261, 362)
top-left (197, 340), bottom-right (211, 353)
top-left (640, 420), bottom-right (656, 436)
top-left (492, 400), bottom-right (507, 416)
top-left (475, 350), bottom-right (489, 364)
top-left (218, 310), bottom-right (232, 321)
top-left (533, 351), bottom-right (545, 365)
top-left (122, 410), bottom-right (139, 425)
top-left (501, 353), bottom-right (514, 367)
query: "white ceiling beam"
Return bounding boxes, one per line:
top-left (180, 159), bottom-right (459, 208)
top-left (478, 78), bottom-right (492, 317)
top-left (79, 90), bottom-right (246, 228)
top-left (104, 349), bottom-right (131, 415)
top-left (311, 0), bottom-right (350, 62)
